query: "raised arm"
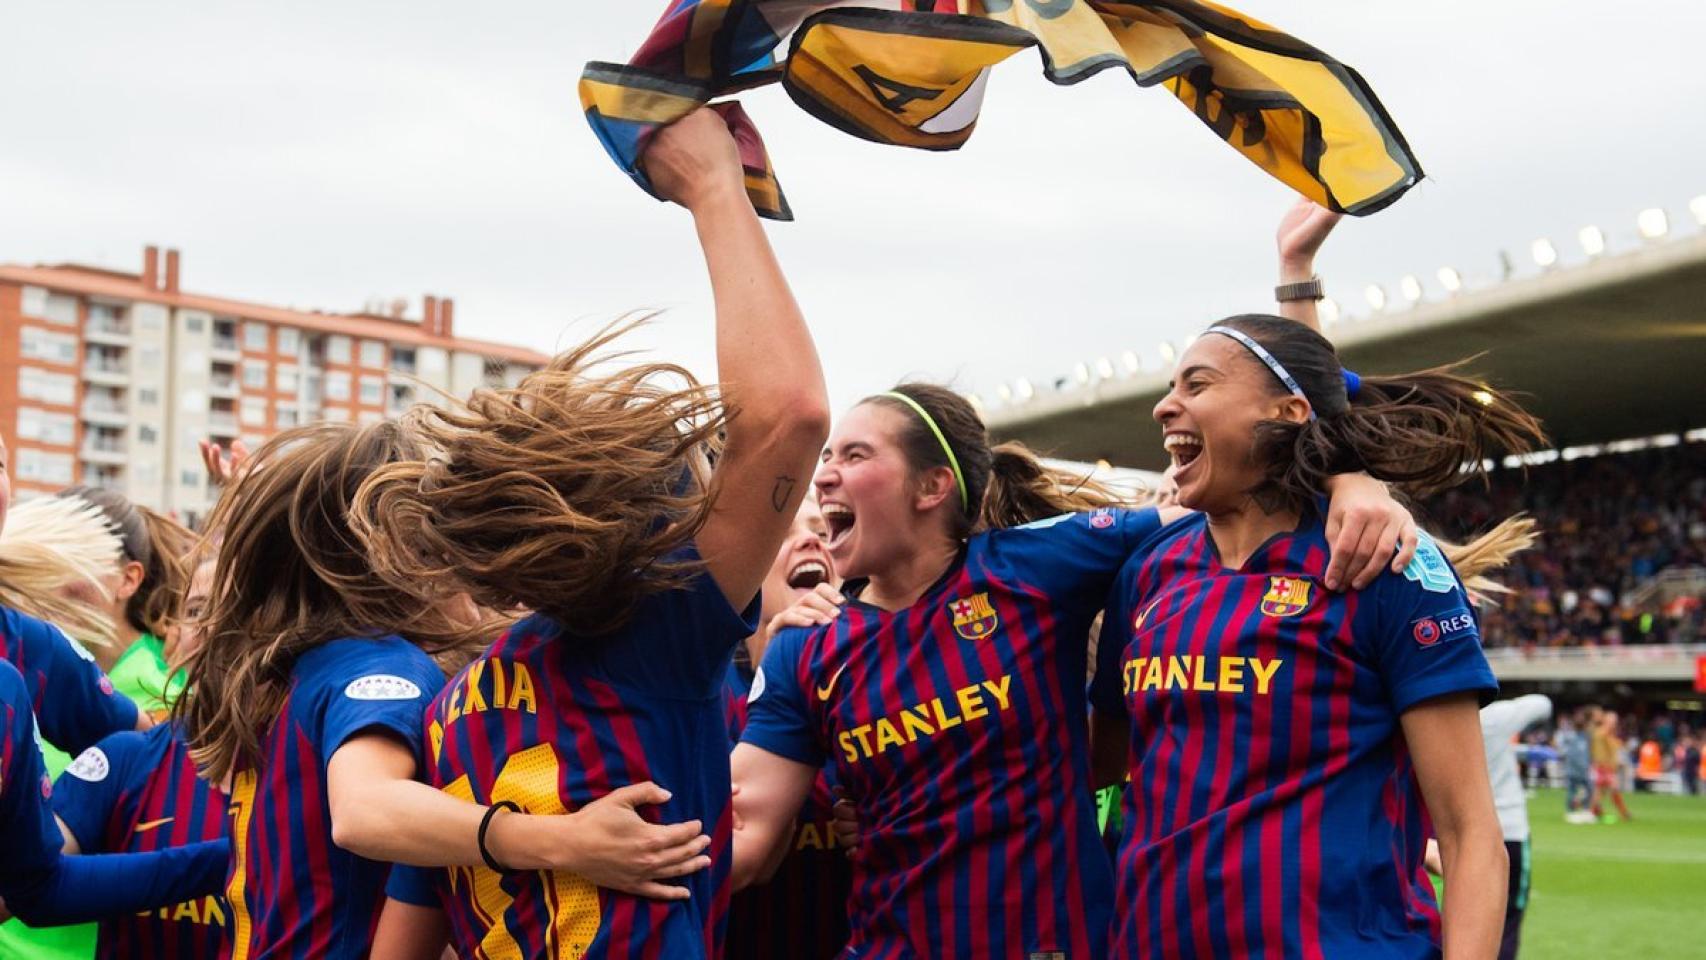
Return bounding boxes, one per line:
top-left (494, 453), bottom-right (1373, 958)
top-left (1274, 197), bottom-right (1343, 332)
top-left (642, 108), bottom-right (831, 608)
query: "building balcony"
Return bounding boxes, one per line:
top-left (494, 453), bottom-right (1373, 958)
top-left (79, 399), bottom-right (130, 427)
top-left (208, 411), bottom-right (239, 436)
top-left (210, 337), bottom-right (242, 361)
top-left (83, 322), bottom-right (131, 346)
top-left (209, 375), bottom-right (239, 399)
top-left (79, 439), bottom-right (128, 466)
top-left (82, 361), bottom-right (129, 386)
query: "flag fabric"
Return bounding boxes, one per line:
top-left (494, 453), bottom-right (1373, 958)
top-left (581, 1), bottom-right (1422, 221)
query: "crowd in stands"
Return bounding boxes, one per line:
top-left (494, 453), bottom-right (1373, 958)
top-left (1424, 438), bottom-right (1706, 648)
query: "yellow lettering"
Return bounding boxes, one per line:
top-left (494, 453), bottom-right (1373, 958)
top-left (796, 823), bottom-right (824, 850)
top-left (1250, 658), bottom-right (1283, 695)
top-left (849, 724), bottom-right (874, 759)
top-left (491, 659), bottom-right (508, 710)
top-left (956, 684), bottom-right (988, 722)
top-left (1217, 656), bottom-right (1246, 694)
top-left (205, 895), bottom-right (226, 927)
top-left (1164, 657), bottom-right (1189, 691)
top-left (981, 675), bottom-right (1012, 712)
top-left (929, 697), bottom-right (963, 731)
top-left (428, 720), bottom-right (444, 764)
top-left (1141, 658), bottom-right (1165, 692)
top-left (1122, 658), bottom-right (1142, 695)
top-left (446, 682), bottom-right (464, 727)
top-left (1191, 656), bottom-right (1216, 692)
top-left (899, 705), bottom-right (935, 743)
top-left (463, 661), bottom-right (489, 714)
top-left (839, 731), bottom-right (860, 764)
top-left (508, 664), bottom-right (536, 714)
top-left (874, 718), bottom-right (906, 753)
top-left (173, 898), bottom-right (201, 923)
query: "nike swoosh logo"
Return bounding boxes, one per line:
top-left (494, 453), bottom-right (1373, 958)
top-left (135, 817), bottom-right (175, 833)
top-left (816, 662), bottom-right (850, 702)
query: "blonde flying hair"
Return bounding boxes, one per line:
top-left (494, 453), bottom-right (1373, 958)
top-left (174, 421), bottom-right (468, 783)
top-left (0, 496), bottom-right (122, 647)
top-left (350, 322), bottom-right (728, 639)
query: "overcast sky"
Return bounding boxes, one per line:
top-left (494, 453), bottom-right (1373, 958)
top-left (4, 1), bottom-right (1703, 416)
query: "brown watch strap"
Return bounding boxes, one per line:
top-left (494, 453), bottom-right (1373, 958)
top-left (1275, 277), bottom-right (1325, 302)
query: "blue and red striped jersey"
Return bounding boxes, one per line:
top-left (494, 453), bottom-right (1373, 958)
top-left (224, 636), bottom-right (444, 960)
top-left (741, 508), bottom-right (1163, 960)
top-left (54, 723), bottom-right (230, 960)
top-left (420, 550), bottom-right (758, 959)
top-left (1, 604), bottom-right (138, 756)
top-left (1091, 515), bottom-right (1498, 960)
top-left (723, 659), bottom-right (851, 960)
top-left (0, 659), bottom-right (64, 881)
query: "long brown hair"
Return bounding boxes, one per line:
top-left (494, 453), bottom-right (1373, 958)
top-left (174, 421), bottom-right (465, 782)
top-left (349, 323), bottom-right (727, 639)
top-left (1210, 315), bottom-right (1547, 512)
top-left (865, 383), bottom-right (1127, 537)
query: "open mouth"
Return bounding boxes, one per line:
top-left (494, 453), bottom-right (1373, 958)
top-left (786, 559), bottom-right (830, 590)
top-left (822, 502), bottom-right (855, 551)
top-left (1163, 433), bottom-right (1204, 473)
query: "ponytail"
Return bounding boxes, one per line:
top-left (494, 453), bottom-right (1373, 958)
top-left (979, 442), bottom-right (1125, 531)
top-left (0, 496), bottom-right (121, 647)
top-left (1435, 515), bottom-right (1537, 605)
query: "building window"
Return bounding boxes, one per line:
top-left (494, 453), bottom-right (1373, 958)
top-left (325, 372), bottom-right (351, 402)
top-left (87, 303), bottom-right (127, 334)
top-left (19, 369), bottom-right (76, 405)
top-left (244, 322), bottom-right (270, 351)
top-left (275, 406), bottom-right (300, 428)
top-left (41, 293), bottom-right (79, 326)
top-left (185, 314), bottom-right (206, 333)
top-left (278, 327), bottom-right (301, 355)
top-left (16, 408), bottom-right (75, 446)
top-left (240, 397), bottom-right (268, 427)
top-left (20, 286), bottom-right (47, 318)
top-left (137, 425), bottom-right (159, 444)
top-left (182, 470), bottom-right (201, 489)
top-left (242, 360), bottom-right (269, 389)
top-left (360, 340), bottom-right (385, 368)
top-left (321, 406), bottom-right (351, 423)
top-left (16, 450), bottom-right (75, 486)
top-left (328, 335), bottom-right (352, 364)
top-left (21, 327), bottom-right (78, 365)
top-left (359, 376), bottom-right (383, 405)
top-left (276, 367), bottom-right (299, 393)
top-left (137, 388), bottom-right (160, 406)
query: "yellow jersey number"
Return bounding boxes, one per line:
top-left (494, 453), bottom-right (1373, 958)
top-left (443, 743), bottom-right (601, 959)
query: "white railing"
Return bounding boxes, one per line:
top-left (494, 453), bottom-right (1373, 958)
top-left (1485, 642), bottom-right (1705, 682)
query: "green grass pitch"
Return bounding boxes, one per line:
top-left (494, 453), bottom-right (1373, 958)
top-left (1518, 788), bottom-right (1706, 959)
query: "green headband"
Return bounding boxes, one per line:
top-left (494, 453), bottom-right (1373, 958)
top-left (882, 391), bottom-right (969, 511)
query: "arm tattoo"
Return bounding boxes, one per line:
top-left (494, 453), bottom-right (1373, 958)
top-left (770, 476), bottom-right (797, 513)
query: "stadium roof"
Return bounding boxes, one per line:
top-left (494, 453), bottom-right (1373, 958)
top-left (987, 230), bottom-right (1706, 471)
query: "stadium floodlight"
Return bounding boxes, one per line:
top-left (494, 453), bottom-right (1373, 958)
top-left (1530, 238), bottom-right (1558, 269)
top-left (1578, 225), bottom-right (1606, 257)
top-left (1637, 207), bottom-right (1669, 239)
top-left (1073, 362), bottom-right (1091, 385)
top-left (1399, 275), bottom-right (1423, 302)
top-left (1157, 341), bottom-right (1177, 364)
top-left (996, 383), bottom-right (1013, 403)
top-left (1318, 298), bottom-right (1340, 327)
top-left (1119, 350), bottom-right (1140, 375)
top-left (1437, 267), bottom-right (1463, 293)
top-left (965, 393), bottom-right (985, 413)
top-left (1014, 378), bottom-right (1035, 401)
top-left (1691, 196), bottom-right (1706, 226)
top-left (1364, 284), bottom-right (1387, 311)
top-left (1095, 356), bottom-right (1116, 380)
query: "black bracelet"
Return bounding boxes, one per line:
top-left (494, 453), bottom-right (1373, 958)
top-left (478, 800), bottom-right (521, 872)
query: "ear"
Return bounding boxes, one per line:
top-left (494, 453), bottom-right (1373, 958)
top-left (1273, 395), bottom-right (1312, 426)
top-left (115, 560), bottom-right (146, 602)
top-left (911, 466), bottom-right (958, 515)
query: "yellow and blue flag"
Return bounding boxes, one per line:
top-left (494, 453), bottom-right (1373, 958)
top-left (581, 1), bottom-right (1423, 220)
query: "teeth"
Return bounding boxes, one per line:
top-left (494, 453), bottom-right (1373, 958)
top-left (821, 503), bottom-right (853, 519)
top-left (792, 561), bottom-right (826, 578)
top-left (1162, 434), bottom-right (1203, 453)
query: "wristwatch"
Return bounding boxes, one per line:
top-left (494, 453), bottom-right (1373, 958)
top-left (1275, 276), bottom-right (1325, 302)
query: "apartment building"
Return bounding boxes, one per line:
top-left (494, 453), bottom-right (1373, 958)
top-left (0, 245), bottom-right (549, 522)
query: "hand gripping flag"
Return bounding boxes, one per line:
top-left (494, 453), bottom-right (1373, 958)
top-left (581, 1), bottom-right (1422, 221)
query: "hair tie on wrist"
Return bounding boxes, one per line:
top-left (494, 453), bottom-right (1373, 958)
top-left (1342, 369), bottom-right (1362, 400)
top-left (479, 800), bottom-right (521, 872)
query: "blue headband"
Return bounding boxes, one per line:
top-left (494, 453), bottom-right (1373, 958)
top-left (1203, 326), bottom-right (1317, 421)
top-left (1342, 368), bottom-right (1361, 400)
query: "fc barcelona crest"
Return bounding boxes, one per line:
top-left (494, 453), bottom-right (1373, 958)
top-left (950, 593), bottom-right (999, 640)
top-left (1259, 576), bottom-right (1313, 617)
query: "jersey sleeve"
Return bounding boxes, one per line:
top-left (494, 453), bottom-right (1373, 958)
top-left (0, 664), bottom-right (66, 881)
top-left (1, 838), bottom-right (229, 927)
top-left (1088, 555), bottom-right (1142, 716)
top-left (6, 608), bottom-right (139, 755)
top-left (1365, 536), bottom-right (1499, 715)
top-left (991, 508), bottom-right (1164, 610)
top-left (319, 644), bottom-right (445, 764)
top-left (738, 627), bottom-right (825, 768)
top-left (385, 863), bottom-right (444, 909)
top-left (594, 546), bottom-right (762, 701)
top-left (51, 730), bottom-right (148, 852)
